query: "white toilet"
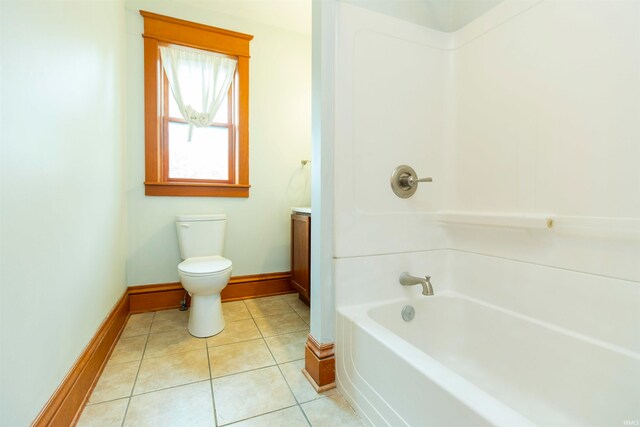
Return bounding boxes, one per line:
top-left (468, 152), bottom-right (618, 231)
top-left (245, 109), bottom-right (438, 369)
top-left (175, 214), bottom-right (232, 338)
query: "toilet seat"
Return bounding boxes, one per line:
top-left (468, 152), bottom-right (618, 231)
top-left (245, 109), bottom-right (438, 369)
top-left (178, 255), bottom-right (232, 277)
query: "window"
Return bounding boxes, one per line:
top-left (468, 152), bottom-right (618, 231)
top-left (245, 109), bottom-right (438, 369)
top-left (141, 11), bottom-right (253, 197)
top-left (163, 62), bottom-right (234, 182)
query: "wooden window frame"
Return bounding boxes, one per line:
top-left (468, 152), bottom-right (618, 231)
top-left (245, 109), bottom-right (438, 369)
top-left (161, 73), bottom-right (236, 184)
top-left (141, 11), bottom-right (253, 197)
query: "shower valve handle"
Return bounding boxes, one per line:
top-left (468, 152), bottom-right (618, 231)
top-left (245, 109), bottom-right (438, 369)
top-left (400, 175), bottom-right (433, 187)
top-left (391, 165), bottom-right (433, 198)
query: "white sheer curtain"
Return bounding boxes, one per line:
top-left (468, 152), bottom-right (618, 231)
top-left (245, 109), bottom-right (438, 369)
top-left (159, 45), bottom-right (237, 139)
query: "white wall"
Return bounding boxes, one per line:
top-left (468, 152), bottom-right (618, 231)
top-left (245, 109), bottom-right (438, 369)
top-left (333, 0), bottom-right (640, 315)
top-left (333, 3), bottom-right (453, 260)
top-left (448, 0), bottom-right (640, 282)
top-left (0, 1), bottom-right (127, 425)
top-left (125, 1), bottom-right (312, 285)
top-left (453, 0), bottom-right (640, 218)
top-left (310, 0), bottom-right (337, 345)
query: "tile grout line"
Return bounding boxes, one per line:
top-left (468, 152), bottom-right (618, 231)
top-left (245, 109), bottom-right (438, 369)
top-left (126, 378), bottom-right (213, 400)
top-left (256, 314), bottom-right (313, 426)
top-left (273, 358), bottom-right (314, 426)
top-left (121, 342), bottom-right (305, 396)
top-left (117, 358), bottom-right (304, 402)
top-left (212, 309), bottom-right (285, 426)
top-left (260, 327), bottom-right (310, 340)
top-left (244, 295), bottom-right (312, 417)
top-left (271, 313), bottom-right (313, 427)
top-left (269, 296), bottom-right (325, 425)
top-left (83, 368), bottom-right (330, 423)
top-left (252, 312), bottom-right (309, 337)
top-left (282, 296), bottom-right (311, 314)
top-left (85, 297), bottom-right (312, 425)
top-left (146, 322), bottom-right (307, 350)
top-left (209, 358), bottom-right (300, 382)
top-left (270, 351), bottom-right (331, 425)
top-left (299, 402), bottom-right (314, 427)
top-left (205, 335), bottom-right (218, 426)
top-left (119, 311), bottom-right (154, 427)
top-left (251, 326), bottom-right (311, 427)
top-left (220, 403), bottom-right (302, 427)
top-left (251, 316), bottom-right (266, 340)
top-left (147, 308), bottom-right (189, 335)
top-left (244, 294), bottom-right (309, 321)
top-left (94, 364), bottom-right (327, 420)
top-left (139, 345), bottom-right (207, 361)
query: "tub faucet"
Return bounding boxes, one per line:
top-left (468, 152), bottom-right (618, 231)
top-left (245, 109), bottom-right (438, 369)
top-left (399, 272), bottom-right (434, 296)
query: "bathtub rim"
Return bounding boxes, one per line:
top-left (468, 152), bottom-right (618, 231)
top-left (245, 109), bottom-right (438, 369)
top-left (338, 290), bottom-right (640, 427)
top-left (337, 295), bottom-right (537, 427)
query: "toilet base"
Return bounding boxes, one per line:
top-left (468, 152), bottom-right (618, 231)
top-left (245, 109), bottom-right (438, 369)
top-left (188, 293), bottom-right (225, 338)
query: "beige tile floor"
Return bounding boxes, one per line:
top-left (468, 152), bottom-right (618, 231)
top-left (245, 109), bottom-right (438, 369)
top-left (77, 293), bottom-right (362, 427)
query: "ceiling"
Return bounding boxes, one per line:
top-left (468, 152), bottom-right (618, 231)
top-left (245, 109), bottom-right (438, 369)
top-left (340, 0), bottom-right (504, 32)
top-left (181, 0), bottom-right (312, 35)
top-left (173, 0), bottom-right (503, 35)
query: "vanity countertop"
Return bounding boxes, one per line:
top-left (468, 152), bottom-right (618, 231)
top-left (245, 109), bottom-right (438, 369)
top-left (292, 207), bottom-right (311, 215)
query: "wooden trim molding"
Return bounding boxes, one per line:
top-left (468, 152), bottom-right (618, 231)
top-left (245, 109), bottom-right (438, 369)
top-left (128, 283), bottom-right (189, 314)
top-left (141, 10), bottom-right (253, 198)
top-left (144, 182), bottom-right (250, 198)
top-left (303, 334), bottom-right (336, 392)
top-left (32, 291), bottom-right (130, 427)
top-left (140, 11), bottom-right (253, 57)
top-left (129, 271), bottom-right (295, 313)
top-left (33, 271), bottom-right (294, 425)
top-left (224, 272), bottom-right (293, 301)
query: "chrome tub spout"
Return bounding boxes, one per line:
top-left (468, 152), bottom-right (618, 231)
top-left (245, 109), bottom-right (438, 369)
top-left (399, 272), bottom-right (434, 296)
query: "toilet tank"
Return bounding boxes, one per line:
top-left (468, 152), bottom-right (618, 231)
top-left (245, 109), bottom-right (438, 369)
top-left (175, 214), bottom-right (226, 260)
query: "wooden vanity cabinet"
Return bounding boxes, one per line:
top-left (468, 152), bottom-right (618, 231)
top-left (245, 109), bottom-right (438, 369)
top-left (291, 213), bottom-right (311, 305)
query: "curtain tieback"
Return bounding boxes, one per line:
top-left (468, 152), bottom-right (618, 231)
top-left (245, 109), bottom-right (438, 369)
top-left (184, 105), bottom-right (214, 127)
top-left (184, 105), bottom-right (214, 140)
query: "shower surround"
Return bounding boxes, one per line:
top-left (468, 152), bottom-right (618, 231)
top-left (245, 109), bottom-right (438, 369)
top-left (330, 0), bottom-right (640, 425)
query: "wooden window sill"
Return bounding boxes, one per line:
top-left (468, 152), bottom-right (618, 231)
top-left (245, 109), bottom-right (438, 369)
top-left (144, 182), bottom-right (250, 197)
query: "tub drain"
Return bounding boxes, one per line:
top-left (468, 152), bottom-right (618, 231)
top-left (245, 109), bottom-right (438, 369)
top-left (401, 305), bottom-right (415, 322)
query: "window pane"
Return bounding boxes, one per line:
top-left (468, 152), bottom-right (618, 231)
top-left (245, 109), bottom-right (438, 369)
top-left (167, 81), bottom-right (229, 124)
top-left (168, 122), bottom-right (229, 180)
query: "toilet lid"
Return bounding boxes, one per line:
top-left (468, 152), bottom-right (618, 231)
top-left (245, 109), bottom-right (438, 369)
top-left (178, 256), bottom-right (232, 276)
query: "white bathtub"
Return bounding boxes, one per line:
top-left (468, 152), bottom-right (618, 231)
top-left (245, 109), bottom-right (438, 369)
top-left (336, 291), bottom-right (640, 426)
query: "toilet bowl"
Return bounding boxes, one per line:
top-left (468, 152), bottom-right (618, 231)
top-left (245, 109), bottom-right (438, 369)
top-left (175, 214), bottom-right (232, 338)
top-left (178, 256), bottom-right (232, 337)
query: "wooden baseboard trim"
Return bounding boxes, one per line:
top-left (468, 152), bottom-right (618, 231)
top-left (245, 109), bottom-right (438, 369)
top-left (224, 271), bottom-right (294, 302)
top-left (128, 283), bottom-right (188, 314)
top-left (128, 271), bottom-right (295, 313)
top-left (32, 290), bottom-right (130, 427)
top-left (303, 334), bottom-right (336, 391)
top-left (301, 368), bottom-right (336, 392)
top-left (33, 271), bottom-right (295, 425)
